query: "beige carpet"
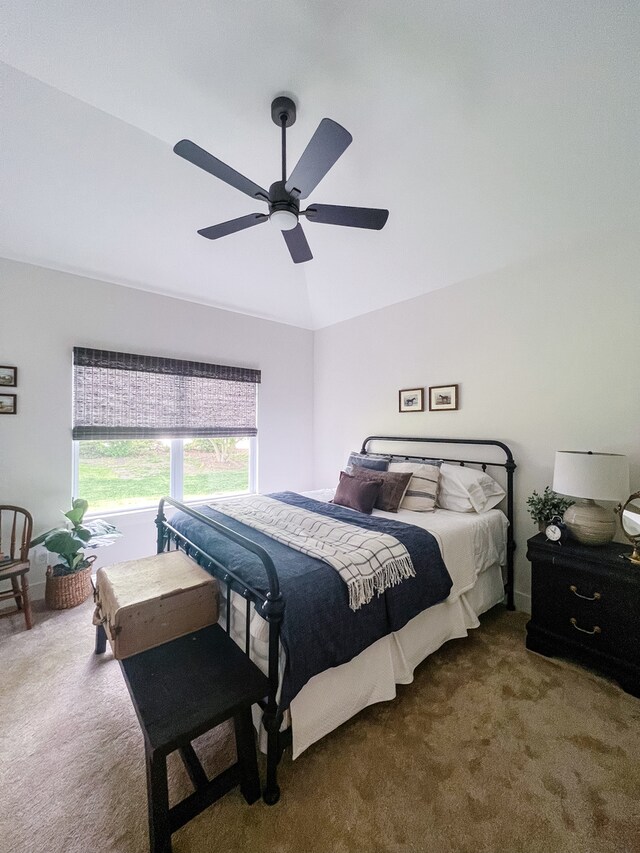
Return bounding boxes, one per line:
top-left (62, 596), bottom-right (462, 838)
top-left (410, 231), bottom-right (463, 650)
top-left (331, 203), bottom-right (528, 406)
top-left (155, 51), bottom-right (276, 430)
top-left (1, 600), bottom-right (638, 853)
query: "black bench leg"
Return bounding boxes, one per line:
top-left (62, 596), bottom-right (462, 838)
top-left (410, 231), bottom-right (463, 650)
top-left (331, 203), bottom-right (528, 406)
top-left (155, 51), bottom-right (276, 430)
top-left (145, 745), bottom-right (171, 853)
top-left (234, 710), bottom-right (261, 805)
top-left (95, 623), bottom-right (107, 654)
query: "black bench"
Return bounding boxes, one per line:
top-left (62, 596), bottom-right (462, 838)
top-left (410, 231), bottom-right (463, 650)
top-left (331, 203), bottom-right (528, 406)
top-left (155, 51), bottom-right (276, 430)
top-left (120, 623), bottom-right (271, 853)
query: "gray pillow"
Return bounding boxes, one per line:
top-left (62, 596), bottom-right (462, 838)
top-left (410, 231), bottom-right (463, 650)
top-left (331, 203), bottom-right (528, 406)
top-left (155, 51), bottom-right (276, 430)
top-left (333, 471), bottom-right (383, 514)
top-left (346, 451), bottom-right (391, 472)
top-left (350, 466), bottom-right (412, 513)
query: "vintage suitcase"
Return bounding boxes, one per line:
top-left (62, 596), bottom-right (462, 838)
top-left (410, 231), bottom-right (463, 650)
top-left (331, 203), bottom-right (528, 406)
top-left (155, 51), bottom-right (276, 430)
top-left (93, 551), bottom-right (219, 659)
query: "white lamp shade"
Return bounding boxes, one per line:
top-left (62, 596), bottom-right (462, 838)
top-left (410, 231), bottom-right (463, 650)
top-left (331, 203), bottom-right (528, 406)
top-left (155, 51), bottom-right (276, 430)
top-left (553, 451), bottom-right (629, 502)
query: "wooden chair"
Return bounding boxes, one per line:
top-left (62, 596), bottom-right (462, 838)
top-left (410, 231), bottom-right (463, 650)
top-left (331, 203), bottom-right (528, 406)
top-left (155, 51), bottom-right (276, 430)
top-left (0, 506), bottom-right (33, 630)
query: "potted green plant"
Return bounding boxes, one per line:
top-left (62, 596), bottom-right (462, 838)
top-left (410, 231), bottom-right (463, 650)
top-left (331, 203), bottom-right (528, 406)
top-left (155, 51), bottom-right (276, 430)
top-left (31, 498), bottom-right (121, 609)
top-left (526, 486), bottom-right (574, 531)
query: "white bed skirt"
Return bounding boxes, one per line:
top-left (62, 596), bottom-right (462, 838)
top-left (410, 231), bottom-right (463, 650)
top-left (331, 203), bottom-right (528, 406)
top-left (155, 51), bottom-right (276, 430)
top-left (287, 562), bottom-right (504, 758)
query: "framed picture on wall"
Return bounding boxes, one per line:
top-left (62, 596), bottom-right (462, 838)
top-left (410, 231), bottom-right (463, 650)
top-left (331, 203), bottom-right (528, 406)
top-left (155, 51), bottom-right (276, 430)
top-left (429, 384), bottom-right (459, 411)
top-left (0, 394), bottom-right (17, 415)
top-left (0, 366), bottom-right (17, 387)
top-left (399, 388), bottom-right (424, 412)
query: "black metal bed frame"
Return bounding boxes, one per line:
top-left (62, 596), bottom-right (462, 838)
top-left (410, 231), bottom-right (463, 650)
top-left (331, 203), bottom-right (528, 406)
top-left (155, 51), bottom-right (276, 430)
top-left (153, 435), bottom-right (516, 805)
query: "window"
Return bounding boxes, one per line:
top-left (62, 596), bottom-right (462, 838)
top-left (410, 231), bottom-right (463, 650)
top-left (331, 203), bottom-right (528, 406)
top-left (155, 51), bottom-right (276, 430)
top-left (72, 348), bottom-right (260, 512)
top-left (74, 437), bottom-right (254, 512)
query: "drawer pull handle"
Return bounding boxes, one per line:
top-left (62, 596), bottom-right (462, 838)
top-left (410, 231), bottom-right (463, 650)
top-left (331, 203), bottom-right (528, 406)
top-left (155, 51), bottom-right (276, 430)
top-left (569, 584), bottom-right (601, 601)
top-left (570, 617), bottom-right (601, 636)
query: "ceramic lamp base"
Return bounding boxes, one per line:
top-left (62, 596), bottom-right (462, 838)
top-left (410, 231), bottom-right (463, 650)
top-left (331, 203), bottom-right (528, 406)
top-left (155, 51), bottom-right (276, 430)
top-left (563, 499), bottom-right (616, 546)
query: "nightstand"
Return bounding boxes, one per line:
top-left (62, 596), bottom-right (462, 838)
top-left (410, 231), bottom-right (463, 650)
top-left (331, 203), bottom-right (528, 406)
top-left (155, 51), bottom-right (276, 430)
top-left (526, 533), bottom-right (640, 697)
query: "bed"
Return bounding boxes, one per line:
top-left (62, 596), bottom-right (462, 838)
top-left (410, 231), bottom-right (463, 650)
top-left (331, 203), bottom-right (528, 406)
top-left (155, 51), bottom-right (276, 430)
top-left (155, 435), bottom-right (516, 803)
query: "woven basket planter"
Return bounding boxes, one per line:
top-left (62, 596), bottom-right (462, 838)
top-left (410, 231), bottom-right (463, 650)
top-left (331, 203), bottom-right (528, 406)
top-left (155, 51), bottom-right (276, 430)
top-left (45, 557), bottom-right (95, 610)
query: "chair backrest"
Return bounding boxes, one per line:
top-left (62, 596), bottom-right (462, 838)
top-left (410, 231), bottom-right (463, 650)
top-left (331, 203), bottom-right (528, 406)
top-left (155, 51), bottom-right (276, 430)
top-left (0, 506), bottom-right (33, 564)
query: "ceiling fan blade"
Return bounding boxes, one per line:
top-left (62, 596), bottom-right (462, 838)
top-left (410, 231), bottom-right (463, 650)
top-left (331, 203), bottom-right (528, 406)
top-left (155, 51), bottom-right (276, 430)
top-left (285, 119), bottom-right (352, 199)
top-left (282, 224), bottom-right (313, 263)
top-left (305, 204), bottom-right (389, 230)
top-left (198, 213), bottom-right (268, 240)
top-left (174, 139), bottom-right (269, 202)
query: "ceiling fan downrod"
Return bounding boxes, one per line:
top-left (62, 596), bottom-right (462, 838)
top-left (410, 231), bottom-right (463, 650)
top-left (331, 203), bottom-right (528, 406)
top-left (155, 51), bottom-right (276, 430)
top-left (270, 97), bottom-right (299, 230)
top-left (271, 96), bottom-right (297, 181)
top-left (281, 116), bottom-right (286, 181)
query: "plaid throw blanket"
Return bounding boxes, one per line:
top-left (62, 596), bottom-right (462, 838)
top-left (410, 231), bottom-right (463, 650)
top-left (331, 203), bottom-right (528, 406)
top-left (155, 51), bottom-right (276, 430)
top-left (212, 495), bottom-right (416, 611)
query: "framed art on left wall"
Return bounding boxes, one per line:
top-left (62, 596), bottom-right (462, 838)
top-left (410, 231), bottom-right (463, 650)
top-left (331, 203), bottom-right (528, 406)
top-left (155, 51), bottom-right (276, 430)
top-left (0, 394), bottom-right (17, 414)
top-left (0, 366), bottom-right (17, 387)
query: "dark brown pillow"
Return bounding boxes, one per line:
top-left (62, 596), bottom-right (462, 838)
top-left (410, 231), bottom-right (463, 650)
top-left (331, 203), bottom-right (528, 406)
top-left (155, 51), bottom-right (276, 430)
top-left (350, 466), bottom-right (412, 513)
top-left (333, 470), bottom-right (383, 515)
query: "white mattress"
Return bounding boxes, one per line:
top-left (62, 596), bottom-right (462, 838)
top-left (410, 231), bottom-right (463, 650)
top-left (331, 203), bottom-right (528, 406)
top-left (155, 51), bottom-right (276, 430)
top-left (219, 492), bottom-right (509, 758)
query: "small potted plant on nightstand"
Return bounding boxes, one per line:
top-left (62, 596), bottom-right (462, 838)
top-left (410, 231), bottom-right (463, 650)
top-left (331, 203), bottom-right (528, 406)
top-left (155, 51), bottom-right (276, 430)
top-left (31, 498), bottom-right (121, 609)
top-left (526, 486), bottom-right (575, 532)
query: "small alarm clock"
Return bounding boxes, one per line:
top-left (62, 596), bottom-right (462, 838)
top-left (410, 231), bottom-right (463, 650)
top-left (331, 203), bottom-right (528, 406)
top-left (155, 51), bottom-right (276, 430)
top-left (545, 515), bottom-right (569, 545)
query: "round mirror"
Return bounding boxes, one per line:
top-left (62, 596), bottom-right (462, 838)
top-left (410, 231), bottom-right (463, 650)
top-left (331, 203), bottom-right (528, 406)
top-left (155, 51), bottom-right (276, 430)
top-left (619, 491), bottom-right (640, 564)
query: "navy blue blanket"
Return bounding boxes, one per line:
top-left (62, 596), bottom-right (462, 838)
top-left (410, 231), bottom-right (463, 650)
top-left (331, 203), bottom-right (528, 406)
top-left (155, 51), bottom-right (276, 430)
top-left (171, 492), bottom-right (452, 709)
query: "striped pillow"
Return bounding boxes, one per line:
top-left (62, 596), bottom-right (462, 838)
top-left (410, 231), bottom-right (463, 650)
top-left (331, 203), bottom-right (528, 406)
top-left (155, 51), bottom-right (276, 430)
top-left (388, 461), bottom-right (442, 512)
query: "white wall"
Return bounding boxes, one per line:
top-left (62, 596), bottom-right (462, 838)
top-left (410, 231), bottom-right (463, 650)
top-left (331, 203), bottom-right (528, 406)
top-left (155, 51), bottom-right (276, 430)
top-left (3, 234), bottom-right (638, 609)
top-left (0, 258), bottom-right (314, 596)
top-left (313, 231), bottom-right (640, 611)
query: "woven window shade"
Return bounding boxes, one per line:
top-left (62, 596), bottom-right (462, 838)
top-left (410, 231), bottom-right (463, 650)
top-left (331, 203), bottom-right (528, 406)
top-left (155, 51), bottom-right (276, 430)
top-left (72, 348), bottom-right (260, 440)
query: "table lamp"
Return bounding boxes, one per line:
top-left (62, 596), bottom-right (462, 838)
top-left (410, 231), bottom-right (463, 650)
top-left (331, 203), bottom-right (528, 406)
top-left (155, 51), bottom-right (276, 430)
top-left (553, 451), bottom-right (629, 545)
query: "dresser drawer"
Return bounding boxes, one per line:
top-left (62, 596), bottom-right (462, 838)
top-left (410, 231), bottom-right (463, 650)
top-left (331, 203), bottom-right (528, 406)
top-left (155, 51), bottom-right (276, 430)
top-left (530, 560), bottom-right (639, 658)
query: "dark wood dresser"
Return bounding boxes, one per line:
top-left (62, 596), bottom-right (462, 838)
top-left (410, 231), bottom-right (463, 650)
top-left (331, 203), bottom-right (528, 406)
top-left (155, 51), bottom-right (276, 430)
top-left (526, 533), bottom-right (640, 697)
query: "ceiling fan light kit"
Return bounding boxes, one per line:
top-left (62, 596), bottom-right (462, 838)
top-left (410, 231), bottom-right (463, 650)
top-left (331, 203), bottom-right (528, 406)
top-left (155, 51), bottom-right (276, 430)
top-left (270, 209), bottom-right (298, 231)
top-left (174, 96), bottom-right (389, 263)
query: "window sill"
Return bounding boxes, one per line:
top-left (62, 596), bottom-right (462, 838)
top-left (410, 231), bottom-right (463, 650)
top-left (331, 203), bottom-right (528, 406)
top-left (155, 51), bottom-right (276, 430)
top-left (86, 491), bottom-right (254, 521)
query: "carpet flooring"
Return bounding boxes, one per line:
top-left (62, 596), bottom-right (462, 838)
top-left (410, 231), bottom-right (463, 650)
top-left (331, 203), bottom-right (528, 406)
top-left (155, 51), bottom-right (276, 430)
top-left (1, 600), bottom-right (639, 853)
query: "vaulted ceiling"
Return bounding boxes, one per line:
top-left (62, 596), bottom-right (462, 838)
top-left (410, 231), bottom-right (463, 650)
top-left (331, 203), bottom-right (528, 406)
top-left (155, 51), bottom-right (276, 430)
top-left (1, 2), bottom-right (638, 328)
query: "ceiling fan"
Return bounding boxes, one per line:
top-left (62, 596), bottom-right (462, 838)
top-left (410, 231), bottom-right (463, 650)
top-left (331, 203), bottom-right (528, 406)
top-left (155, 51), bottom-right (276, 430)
top-left (173, 96), bottom-right (389, 264)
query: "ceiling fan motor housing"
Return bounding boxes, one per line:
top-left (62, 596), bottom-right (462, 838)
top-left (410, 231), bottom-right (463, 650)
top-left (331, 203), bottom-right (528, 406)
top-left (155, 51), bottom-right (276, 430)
top-left (269, 180), bottom-right (299, 213)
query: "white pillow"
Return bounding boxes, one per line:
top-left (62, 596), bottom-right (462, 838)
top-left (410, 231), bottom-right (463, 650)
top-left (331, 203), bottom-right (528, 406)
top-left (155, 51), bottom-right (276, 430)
top-left (437, 463), bottom-right (506, 513)
top-left (388, 461), bottom-right (441, 512)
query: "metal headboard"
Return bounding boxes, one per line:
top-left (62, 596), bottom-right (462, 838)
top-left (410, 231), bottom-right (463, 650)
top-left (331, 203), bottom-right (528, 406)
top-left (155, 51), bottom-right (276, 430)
top-left (360, 435), bottom-right (516, 610)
